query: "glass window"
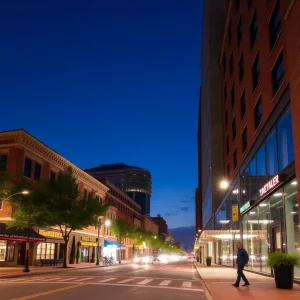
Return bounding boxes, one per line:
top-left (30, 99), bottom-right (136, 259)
top-left (230, 52), bottom-right (233, 75)
top-left (84, 189), bottom-right (88, 200)
top-left (241, 167), bottom-right (250, 204)
top-left (0, 240), bottom-right (7, 261)
top-left (254, 97), bottom-right (262, 129)
top-left (36, 243), bottom-right (55, 260)
top-left (277, 108), bottom-right (294, 171)
top-left (50, 171), bottom-right (56, 180)
top-left (256, 145), bottom-right (266, 176)
top-left (226, 136), bottom-right (229, 154)
top-left (284, 180), bottom-right (300, 279)
top-left (233, 149), bottom-right (237, 169)
top-left (232, 117), bottom-right (236, 140)
top-left (24, 158), bottom-right (32, 178)
top-left (266, 129), bottom-right (278, 175)
top-left (6, 241), bottom-right (15, 262)
top-left (250, 10), bottom-right (258, 47)
top-left (231, 85), bottom-right (235, 108)
top-left (272, 52), bottom-right (284, 95)
top-left (0, 155), bottom-right (8, 172)
top-left (237, 18), bottom-right (242, 47)
top-left (252, 54), bottom-right (260, 90)
top-left (270, 190), bottom-right (284, 225)
top-left (240, 90), bottom-right (246, 119)
top-left (239, 54), bottom-right (244, 81)
top-left (242, 127), bottom-right (248, 153)
top-left (269, 1), bottom-right (281, 49)
top-left (34, 163), bottom-right (41, 181)
top-left (250, 157), bottom-right (256, 176)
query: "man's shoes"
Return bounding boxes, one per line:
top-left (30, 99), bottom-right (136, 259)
top-left (232, 284), bottom-right (239, 287)
top-left (242, 283), bottom-right (250, 286)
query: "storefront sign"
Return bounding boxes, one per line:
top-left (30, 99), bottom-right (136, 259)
top-left (240, 201), bottom-right (250, 214)
top-left (81, 236), bottom-right (97, 243)
top-left (39, 230), bottom-right (63, 239)
top-left (259, 175), bottom-right (280, 197)
top-left (232, 205), bottom-right (239, 221)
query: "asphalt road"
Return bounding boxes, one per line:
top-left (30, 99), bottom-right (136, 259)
top-left (0, 260), bottom-right (208, 300)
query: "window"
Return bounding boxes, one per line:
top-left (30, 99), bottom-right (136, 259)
top-left (240, 90), bottom-right (246, 119)
top-left (248, 0), bottom-right (252, 9)
top-left (266, 128), bottom-right (278, 175)
top-left (231, 85), bottom-right (235, 108)
top-left (224, 83), bottom-right (227, 101)
top-left (50, 171), bottom-right (56, 180)
top-left (227, 164), bottom-right (230, 177)
top-left (233, 149), bottom-right (237, 169)
top-left (254, 97), bottom-right (262, 129)
top-left (36, 243), bottom-right (55, 260)
top-left (34, 163), bottom-right (41, 181)
top-left (272, 52), bottom-right (284, 95)
top-left (277, 108), bottom-right (294, 171)
top-left (256, 145), bottom-right (266, 176)
top-left (223, 53), bottom-right (226, 75)
top-left (236, 0), bottom-right (240, 12)
top-left (230, 52), bottom-right (233, 75)
top-left (250, 11), bottom-right (258, 48)
top-left (269, 1), bottom-right (281, 49)
top-left (228, 20), bottom-right (232, 45)
top-left (24, 158), bottom-right (32, 178)
top-left (226, 136), bottom-right (229, 154)
top-left (252, 54), bottom-right (260, 90)
top-left (239, 54), bottom-right (244, 81)
top-left (232, 117), bottom-right (236, 140)
top-left (237, 18), bottom-right (242, 47)
top-left (0, 155), bottom-right (8, 172)
top-left (84, 189), bottom-right (88, 200)
top-left (225, 110), bottom-right (228, 128)
top-left (242, 127), bottom-right (248, 152)
top-left (0, 240), bottom-right (15, 262)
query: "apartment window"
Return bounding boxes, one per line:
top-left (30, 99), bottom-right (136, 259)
top-left (231, 85), bottom-right (235, 108)
top-left (237, 18), bottom-right (242, 47)
top-left (230, 52), bottom-right (233, 75)
top-left (269, 1), bottom-right (281, 49)
top-left (232, 117), bottom-right (236, 140)
top-left (24, 158), bottom-right (32, 178)
top-left (227, 164), bottom-right (230, 177)
top-left (272, 52), bottom-right (284, 95)
top-left (242, 127), bottom-right (248, 153)
top-left (240, 90), bottom-right (246, 119)
top-left (0, 155), bottom-right (8, 172)
top-left (233, 149), bottom-right (237, 170)
top-left (252, 54), bottom-right (260, 90)
top-left (83, 189), bottom-right (88, 200)
top-left (229, 20), bottom-right (232, 45)
top-left (254, 97), bottom-right (263, 129)
top-left (248, 0), bottom-right (252, 9)
top-left (239, 54), bottom-right (244, 81)
top-left (225, 110), bottom-right (228, 128)
top-left (226, 136), bottom-right (229, 154)
top-left (224, 83), bottom-right (227, 101)
top-left (34, 163), bottom-right (41, 181)
top-left (250, 11), bottom-right (258, 48)
top-left (223, 53), bottom-right (226, 75)
top-left (50, 171), bottom-right (56, 180)
top-left (236, 0), bottom-right (240, 12)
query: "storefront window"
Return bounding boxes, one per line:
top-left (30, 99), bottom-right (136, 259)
top-left (277, 108), bottom-right (294, 171)
top-left (266, 129), bottom-right (278, 176)
top-left (0, 240), bottom-right (7, 261)
top-left (256, 145), bottom-right (266, 176)
top-left (269, 189), bottom-right (283, 225)
top-left (36, 243), bottom-right (55, 260)
top-left (0, 240), bottom-right (15, 262)
top-left (284, 180), bottom-right (300, 279)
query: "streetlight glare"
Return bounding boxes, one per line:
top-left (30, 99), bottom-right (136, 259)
top-left (105, 220), bottom-right (111, 226)
top-left (220, 180), bottom-right (229, 189)
top-left (21, 190), bottom-right (30, 195)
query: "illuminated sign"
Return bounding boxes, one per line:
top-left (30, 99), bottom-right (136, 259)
top-left (81, 236), bottom-right (97, 242)
top-left (259, 175), bottom-right (280, 197)
top-left (240, 201), bottom-right (250, 214)
top-left (39, 229), bottom-right (63, 239)
top-left (232, 205), bottom-right (239, 222)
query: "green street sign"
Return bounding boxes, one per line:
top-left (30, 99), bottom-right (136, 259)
top-left (240, 201), bottom-right (250, 214)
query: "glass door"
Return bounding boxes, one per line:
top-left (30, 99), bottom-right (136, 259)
top-left (270, 224), bottom-right (282, 253)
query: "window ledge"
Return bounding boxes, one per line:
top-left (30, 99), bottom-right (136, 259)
top-left (271, 80), bottom-right (286, 103)
top-left (269, 31), bottom-right (282, 56)
top-left (284, 0), bottom-right (295, 19)
top-left (252, 81), bottom-right (260, 96)
top-left (254, 121), bottom-right (263, 136)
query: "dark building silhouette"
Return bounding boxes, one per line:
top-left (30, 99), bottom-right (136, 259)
top-left (151, 214), bottom-right (168, 240)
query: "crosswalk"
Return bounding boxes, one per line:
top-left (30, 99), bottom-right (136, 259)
top-left (0, 276), bottom-right (203, 291)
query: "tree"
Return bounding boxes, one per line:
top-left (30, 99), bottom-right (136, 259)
top-left (110, 219), bottom-right (135, 263)
top-left (9, 167), bottom-right (108, 268)
top-left (70, 236), bottom-right (76, 264)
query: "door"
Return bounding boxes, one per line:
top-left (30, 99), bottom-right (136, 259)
top-left (270, 224), bottom-right (282, 253)
top-left (17, 242), bottom-right (26, 265)
top-left (81, 247), bottom-right (89, 262)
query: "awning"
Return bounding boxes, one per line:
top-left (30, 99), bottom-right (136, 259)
top-left (0, 223), bottom-right (46, 243)
top-left (79, 241), bottom-right (97, 247)
top-left (104, 240), bottom-right (126, 249)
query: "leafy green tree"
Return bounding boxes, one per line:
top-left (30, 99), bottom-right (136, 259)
top-left (70, 236), bottom-right (76, 263)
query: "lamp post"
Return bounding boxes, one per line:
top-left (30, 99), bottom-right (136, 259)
top-left (96, 216), bottom-right (103, 266)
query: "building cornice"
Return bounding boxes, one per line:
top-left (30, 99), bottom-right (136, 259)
top-left (0, 130), bottom-right (109, 195)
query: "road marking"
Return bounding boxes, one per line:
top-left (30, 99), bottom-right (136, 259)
top-left (137, 279), bottom-right (153, 285)
top-left (182, 281), bottom-right (192, 288)
top-left (117, 278), bottom-right (135, 283)
top-left (98, 278), bottom-right (116, 283)
top-left (40, 277), bottom-right (61, 281)
top-left (74, 277), bottom-right (92, 282)
top-left (159, 280), bottom-right (171, 286)
top-left (58, 277), bottom-right (78, 282)
top-left (12, 284), bottom-right (83, 300)
top-left (26, 277), bottom-right (47, 282)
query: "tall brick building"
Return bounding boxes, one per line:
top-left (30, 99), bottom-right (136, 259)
top-left (197, 0), bottom-right (300, 280)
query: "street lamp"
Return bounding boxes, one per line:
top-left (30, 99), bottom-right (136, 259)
top-left (220, 180), bottom-right (229, 190)
top-left (96, 216), bottom-right (103, 266)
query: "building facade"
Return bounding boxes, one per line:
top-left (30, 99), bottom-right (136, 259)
top-left (0, 129), bottom-right (111, 267)
top-left (151, 214), bottom-right (168, 241)
top-left (197, 0), bottom-right (300, 281)
top-left (85, 163), bottom-right (152, 216)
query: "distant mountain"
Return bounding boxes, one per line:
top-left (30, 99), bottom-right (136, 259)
top-left (169, 226), bottom-right (195, 252)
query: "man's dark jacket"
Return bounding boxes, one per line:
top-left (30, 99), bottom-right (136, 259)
top-left (236, 248), bottom-right (249, 265)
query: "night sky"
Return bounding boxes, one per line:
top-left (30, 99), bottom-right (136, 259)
top-left (0, 0), bottom-right (203, 230)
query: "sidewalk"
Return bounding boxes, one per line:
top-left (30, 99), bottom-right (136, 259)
top-left (0, 260), bottom-right (132, 279)
top-left (194, 264), bottom-right (300, 300)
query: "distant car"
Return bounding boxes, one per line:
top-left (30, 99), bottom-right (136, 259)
top-left (133, 255), bottom-right (154, 264)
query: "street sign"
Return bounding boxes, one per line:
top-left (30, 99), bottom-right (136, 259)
top-left (232, 205), bottom-right (239, 221)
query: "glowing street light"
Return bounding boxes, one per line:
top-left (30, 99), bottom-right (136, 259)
top-left (105, 220), bottom-right (111, 227)
top-left (220, 180), bottom-right (229, 190)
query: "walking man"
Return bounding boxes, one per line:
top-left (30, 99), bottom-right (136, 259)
top-left (232, 242), bottom-right (250, 287)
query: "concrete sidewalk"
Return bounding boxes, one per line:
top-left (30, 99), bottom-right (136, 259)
top-left (194, 264), bottom-right (300, 300)
top-left (0, 260), bottom-right (132, 279)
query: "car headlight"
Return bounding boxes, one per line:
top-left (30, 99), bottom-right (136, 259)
top-left (142, 256), bottom-right (150, 263)
top-left (133, 257), bottom-right (140, 262)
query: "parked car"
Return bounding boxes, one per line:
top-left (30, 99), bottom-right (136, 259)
top-left (133, 254), bottom-right (154, 264)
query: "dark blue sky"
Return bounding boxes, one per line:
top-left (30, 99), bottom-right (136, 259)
top-left (0, 0), bottom-right (203, 229)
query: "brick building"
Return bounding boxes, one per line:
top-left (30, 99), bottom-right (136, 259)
top-left (197, 0), bottom-right (300, 280)
top-left (151, 214), bottom-right (168, 240)
top-left (0, 129), bottom-right (110, 267)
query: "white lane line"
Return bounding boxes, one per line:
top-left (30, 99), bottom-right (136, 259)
top-left (182, 281), bottom-right (192, 288)
top-left (74, 277), bottom-right (92, 282)
top-left (98, 278), bottom-right (117, 283)
top-left (117, 278), bottom-right (135, 284)
top-left (158, 280), bottom-right (171, 286)
top-left (137, 279), bottom-right (153, 285)
top-left (26, 277), bottom-right (47, 282)
top-left (57, 277), bottom-right (78, 282)
top-left (40, 277), bottom-right (61, 281)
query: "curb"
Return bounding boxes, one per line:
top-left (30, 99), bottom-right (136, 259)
top-left (193, 262), bottom-right (213, 300)
top-left (0, 262), bottom-right (132, 279)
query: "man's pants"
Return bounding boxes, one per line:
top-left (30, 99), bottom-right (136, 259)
top-left (236, 264), bottom-right (249, 286)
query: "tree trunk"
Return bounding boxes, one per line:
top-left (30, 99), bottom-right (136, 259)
top-left (63, 237), bottom-right (69, 268)
top-left (118, 237), bottom-right (122, 264)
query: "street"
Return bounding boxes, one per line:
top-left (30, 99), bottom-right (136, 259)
top-left (0, 260), bottom-right (208, 300)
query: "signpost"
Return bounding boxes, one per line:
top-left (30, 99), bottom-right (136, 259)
top-left (232, 205), bottom-right (239, 221)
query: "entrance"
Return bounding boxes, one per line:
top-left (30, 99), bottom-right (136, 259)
top-left (271, 224), bottom-right (282, 253)
top-left (17, 242), bottom-right (26, 265)
top-left (81, 247), bottom-right (89, 262)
